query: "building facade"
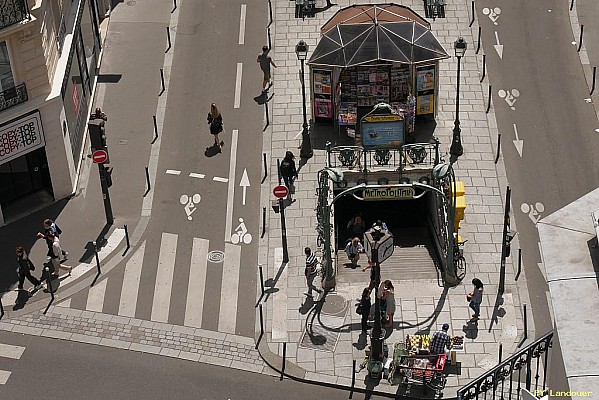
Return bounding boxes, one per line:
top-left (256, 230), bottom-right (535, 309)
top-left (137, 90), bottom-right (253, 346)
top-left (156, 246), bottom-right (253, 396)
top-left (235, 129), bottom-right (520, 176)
top-left (0, 0), bottom-right (109, 225)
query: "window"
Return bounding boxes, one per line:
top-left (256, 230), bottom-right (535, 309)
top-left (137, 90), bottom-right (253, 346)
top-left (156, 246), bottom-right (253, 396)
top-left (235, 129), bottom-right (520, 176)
top-left (0, 41), bottom-right (15, 91)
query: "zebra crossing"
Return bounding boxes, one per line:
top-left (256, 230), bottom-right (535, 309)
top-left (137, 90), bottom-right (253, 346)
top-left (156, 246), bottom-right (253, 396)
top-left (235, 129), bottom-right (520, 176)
top-left (66, 232), bottom-right (255, 337)
top-left (0, 342), bottom-right (26, 385)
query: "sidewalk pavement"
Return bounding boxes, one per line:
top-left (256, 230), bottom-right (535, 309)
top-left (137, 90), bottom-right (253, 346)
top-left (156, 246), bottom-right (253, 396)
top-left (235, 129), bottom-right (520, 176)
top-left (257, 0), bottom-right (534, 396)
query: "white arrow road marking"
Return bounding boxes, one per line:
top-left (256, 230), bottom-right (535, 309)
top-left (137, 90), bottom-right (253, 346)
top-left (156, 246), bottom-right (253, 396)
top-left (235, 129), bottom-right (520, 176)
top-left (494, 31), bottom-right (504, 59)
top-left (239, 168), bottom-right (250, 205)
top-left (512, 123), bottom-right (523, 157)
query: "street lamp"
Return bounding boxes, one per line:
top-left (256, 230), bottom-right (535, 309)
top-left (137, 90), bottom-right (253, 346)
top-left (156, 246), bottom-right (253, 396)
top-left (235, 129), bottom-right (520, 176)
top-left (296, 40), bottom-right (313, 159)
top-left (449, 37), bottom-right (467, 158)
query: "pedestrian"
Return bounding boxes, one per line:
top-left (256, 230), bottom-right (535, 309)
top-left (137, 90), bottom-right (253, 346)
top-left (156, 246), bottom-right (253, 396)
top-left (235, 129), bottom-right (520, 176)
top-left (430, 323), bottom-right (452, 354)
top-left (372, 219), bottom-right (388, 234)
top-left (382, 280), bottom-right (395, 328)
top-left (304, 247), bottom-right (322, 299)
top-left (361, 258), bottom-right (377, 291)
top-left (207, 103), bottom-right (224, 152)
top-left (15, 246), bottom-right (41, 291)
top-left (47, 231), bottom-right (72, 278)
top-left (90, 107), bottom-right (107, 121)
top-left (257, 45), bottom-right (277, 92)
top-left (345, 237), bottom-right (364, 266)
top-left (37, 218), bottom-right (68, 262)
top-left (467, 278), bottom-right (484, 321)
top-left (280, 151), bottom-right (298, 194)
top-left (359, 288), bottom-right (372, 332)
top-left (347, 214), bottom-right (366, 241)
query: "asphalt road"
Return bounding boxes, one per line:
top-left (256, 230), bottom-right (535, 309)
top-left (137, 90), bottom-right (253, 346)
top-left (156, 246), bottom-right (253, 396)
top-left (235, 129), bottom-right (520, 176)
top-left (476, 0), bottom-right (599, 336)
top-left (0, 331), bottom-right (369, 400)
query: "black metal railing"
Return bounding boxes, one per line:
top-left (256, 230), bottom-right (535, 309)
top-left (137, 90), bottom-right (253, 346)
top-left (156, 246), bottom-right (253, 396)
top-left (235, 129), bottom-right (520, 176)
top-left (457, 330), bottom-right (553, 400)
top-left (0, 0), bottom-right (31, 30)
top-left (326, 142), bottom-right (439, 174)
top-left (0, 82), bottom-right (28, 112)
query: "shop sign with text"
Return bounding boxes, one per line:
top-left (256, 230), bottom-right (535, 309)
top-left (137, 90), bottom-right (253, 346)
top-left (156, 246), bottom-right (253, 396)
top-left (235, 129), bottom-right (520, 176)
top-left (0, 110), bottom-right (45, 166)
top-left (363, 186), bottom-right (415, 200)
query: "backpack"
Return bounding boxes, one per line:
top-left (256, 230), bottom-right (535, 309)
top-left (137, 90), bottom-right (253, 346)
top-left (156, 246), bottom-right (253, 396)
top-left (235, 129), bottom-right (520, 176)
top-left (280, 160), bottom-right (292, 177)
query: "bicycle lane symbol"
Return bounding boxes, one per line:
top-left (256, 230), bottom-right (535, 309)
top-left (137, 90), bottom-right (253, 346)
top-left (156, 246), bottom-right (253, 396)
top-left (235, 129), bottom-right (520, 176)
top-left (482, 7), bottom-right (501, 25)
top-left (498, 89), bottom-right (520, 110)
top-left (180, 194), bottom-right (201, 221)
top-left (520, 202), bottom-right (545, 225)
top-left (230, 217), bottom-right (252, 244)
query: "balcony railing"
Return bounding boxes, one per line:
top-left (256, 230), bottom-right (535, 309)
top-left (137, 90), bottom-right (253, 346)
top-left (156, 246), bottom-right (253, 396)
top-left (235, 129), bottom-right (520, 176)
top-left (0, 0), bottom-right (31, 30)
top-left (0, 83), bottom-right (28, 113)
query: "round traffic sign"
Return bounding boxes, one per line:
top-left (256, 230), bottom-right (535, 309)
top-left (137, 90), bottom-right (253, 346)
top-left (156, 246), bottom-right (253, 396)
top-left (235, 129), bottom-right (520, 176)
top-left (92, 149), bottom-right (108, 164)
top-left (273, 185), bottom-right (289, 198)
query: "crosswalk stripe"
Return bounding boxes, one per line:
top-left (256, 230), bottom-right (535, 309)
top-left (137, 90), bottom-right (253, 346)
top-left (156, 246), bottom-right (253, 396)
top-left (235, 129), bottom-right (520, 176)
top-left (218, 243), bottom-right (241, 334)
top-left (0, 343), bottom-right (25, 359)
top-left (271, 247), bottom-right (287, 341)
top-left (0, 370), bottom-right (11, 385)
top-left (184, 238), bottom-right (209, 328)
top-left (86, 278), bottom-right (107, 312)
top-left (119, 241), bottom-right (146, 317)
top-left (151, 233), bottom-right (178, 323)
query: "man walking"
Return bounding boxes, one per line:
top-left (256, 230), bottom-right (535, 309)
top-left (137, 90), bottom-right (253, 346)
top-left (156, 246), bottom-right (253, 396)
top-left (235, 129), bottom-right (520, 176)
top-left (16, 246), bottom-right (41, 291)
top-left (304, 247), bottom-right (322, 299)
top-left (37, 218), bottom-right (68, 262)
top-left (257, 45), bottom-right (277, 92)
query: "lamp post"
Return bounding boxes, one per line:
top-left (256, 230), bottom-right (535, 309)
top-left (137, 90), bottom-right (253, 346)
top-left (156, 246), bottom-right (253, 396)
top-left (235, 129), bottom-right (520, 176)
top-left (296, 40), bottom-right (313, 159)
top-left (450, 37), bottom-right (467, 158)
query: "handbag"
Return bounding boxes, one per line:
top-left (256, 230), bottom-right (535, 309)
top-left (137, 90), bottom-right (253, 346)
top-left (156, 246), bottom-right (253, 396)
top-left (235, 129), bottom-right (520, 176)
top-left (356, 303), bottom-right (363, 315)
top-left (466, 293), bottom-right (473, 302)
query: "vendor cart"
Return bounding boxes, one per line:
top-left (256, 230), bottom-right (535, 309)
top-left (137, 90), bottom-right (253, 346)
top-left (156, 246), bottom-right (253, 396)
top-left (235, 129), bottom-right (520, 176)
top-left (396, 353), bottom-right (447, 396)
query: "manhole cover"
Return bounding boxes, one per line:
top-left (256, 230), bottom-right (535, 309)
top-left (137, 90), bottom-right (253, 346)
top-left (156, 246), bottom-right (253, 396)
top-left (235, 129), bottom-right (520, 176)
top-left (320, 294), bottom-right (348, 316)
top-left (207, 250), bottom-right (224, 263)
top-left (299, 315), bottom-right (344, 352)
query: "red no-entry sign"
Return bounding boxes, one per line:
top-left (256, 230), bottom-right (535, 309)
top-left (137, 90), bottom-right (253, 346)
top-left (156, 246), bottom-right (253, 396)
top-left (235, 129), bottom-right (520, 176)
top-left (273, 185), bottom-right (289, 198)
top-left (92, 149), bottom-right (108, 164)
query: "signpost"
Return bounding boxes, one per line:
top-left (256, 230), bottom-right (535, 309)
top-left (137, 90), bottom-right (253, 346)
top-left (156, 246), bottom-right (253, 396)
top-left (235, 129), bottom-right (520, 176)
top-left (364, 231), bottom-right (394, 263)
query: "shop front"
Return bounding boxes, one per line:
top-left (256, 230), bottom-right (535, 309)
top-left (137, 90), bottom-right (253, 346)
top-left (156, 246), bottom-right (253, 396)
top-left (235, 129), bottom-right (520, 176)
top-left (308, 4), bottom-right (449, 140)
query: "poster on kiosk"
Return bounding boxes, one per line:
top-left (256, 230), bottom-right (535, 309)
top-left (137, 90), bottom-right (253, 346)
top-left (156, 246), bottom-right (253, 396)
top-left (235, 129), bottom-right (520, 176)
top-left (360, 103), bottom-right (405, 148)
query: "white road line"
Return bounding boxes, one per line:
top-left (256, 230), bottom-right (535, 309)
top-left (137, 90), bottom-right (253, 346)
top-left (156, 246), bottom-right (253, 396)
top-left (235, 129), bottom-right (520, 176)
top-left (271, 247), bottom-right (287, 342)
top-left (56, 298), bottom-right (71, 308)
top-left (234, 63), bottom-right (243, 109)
top-left (0, 370), bottom-right (11, 385)
top-left (189, 173), bottom-right (205, 179)
top-left (218, 243), bottom-right (241, 334)
top-left (238, 4), bottom-right (247, 45)
top-left (0, 343), bottom-right (25, 359)
top-left (166, 169), bottom-right (181, 175)
top-left (151, 233), bottom-right (178, 323)
top-left (213, 176), bottom-right (229, 183)
top-left (119, 241), bottom-right (146, 317)
top-left (184, 238), bottom-right (209, 328)
top-left (86, 278), bottom-right (107, 312)
top-left (225, 129), bottom-right (239, 242)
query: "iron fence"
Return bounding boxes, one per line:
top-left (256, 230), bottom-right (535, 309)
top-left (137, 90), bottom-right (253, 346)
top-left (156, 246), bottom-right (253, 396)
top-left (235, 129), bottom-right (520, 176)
top-left (0, 0), bottom-right (30, 30)
top-left (0, 82), bottom-right (28, 113)
top-left (457, 330), bottom-right (553, 400)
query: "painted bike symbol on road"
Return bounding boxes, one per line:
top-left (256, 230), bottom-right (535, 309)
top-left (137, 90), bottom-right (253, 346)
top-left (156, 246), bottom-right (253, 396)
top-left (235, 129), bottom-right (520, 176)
top-left (180, 193), bottom-right (201, 220)
top-left (231, 217), bottom-right (252, 244)
top-left (498, 89), bottom-right (520, 110)
top-left (482, 7), bottom-right (501, 25)
top-left (520, 202), bottom-right (545, 225)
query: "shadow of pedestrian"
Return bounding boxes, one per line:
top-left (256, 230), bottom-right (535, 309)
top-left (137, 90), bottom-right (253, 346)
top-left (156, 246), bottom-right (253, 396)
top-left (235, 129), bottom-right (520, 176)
top-left (204, 144), bottom-right (221, 158)
top-left (12, 290), bottom-right (31, 311)
top-left (463, 320), bottom-right (479, 339)
top-left (299, 296), bottom-right (315, 315)
top-left (353, 330), bottom-right (369, 350)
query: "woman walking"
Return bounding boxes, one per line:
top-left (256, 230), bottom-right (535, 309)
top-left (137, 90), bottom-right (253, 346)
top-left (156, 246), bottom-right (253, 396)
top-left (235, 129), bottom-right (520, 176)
top-left (207, 103), bottom-right (224, 152)
top-left (467, 278), bottom-right (484, 321)
top-left (359, 288), bottom-right (372, 332)
top-left (47, 231), bottom-right (72, 278)
top-left (16, 246), bottom-right (41, 291)
top-left (383, 280), bottom-right (396, 328)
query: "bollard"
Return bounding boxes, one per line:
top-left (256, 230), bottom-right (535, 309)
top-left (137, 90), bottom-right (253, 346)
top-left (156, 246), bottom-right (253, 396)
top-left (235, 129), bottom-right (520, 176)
top-left (515, 248), bottom-right (522, 281)
top-left (280, 342), bottom-right (287, 380)
top-left (171, 0), bottom-right (177, 12)
top-left (261, 207), bottom-right (267, 238)
top-left (494, 133), bottom-right (501, 164)
top-left (480, 54), bottom-right (486, 82)
top-left (591, 66), bottom-right (597, 96)
top-left (476, 26), bottom-right (482, 54)
top-left (43, 266), bottom-right (54, 315)
top-left (159, 68), bottom-right (165, 95)
top-left (268, 27), bottom-right (272, 51)
top-left (91, 241), bottom-right (102, 286)
top-left (152, 115), bottom-right (158, 143)
top-left (263, 100), bottom-right (270, 132)
top-left (0, 296), bottom-right (4, 320)
top-left (498, 343), bottom-right (503, 363)
top-left (165, 27), bottom-right (172, 52)
top-left (268, 0), bottom-right (273, 27)
top-left (280, 198), bottom-right (289, 263)
top-left (262, 152), bottom-right (268, 183)
top-left (276, 159), bottom-right (282, 185)
top-left (258, 264), bottom-right (265, 296)
top-left (145, 166), bottom-right (151, 194)
top-left (469, 0), bottom-right (475, 27)
top-left (486, 85), bottom-right (492, 113)
top-left (256, 303), bottom-right (264, 349)
top-left (570, 0), bottom-right (574, 11)
top-left (349, 359), bottom-right (357, 399)
top-left (124, 224), bottom-right (131, 252)
top-left (578, 25), bottom-right (584, 52)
